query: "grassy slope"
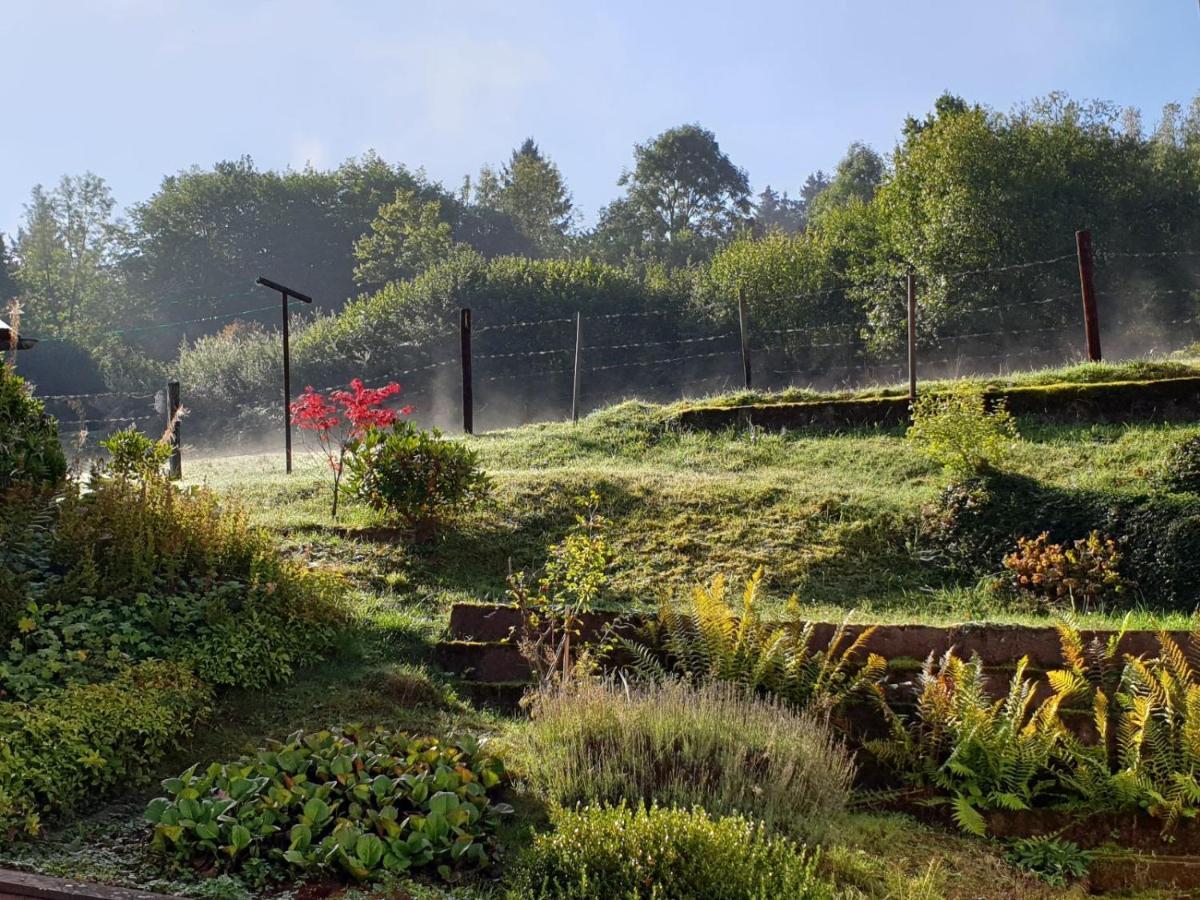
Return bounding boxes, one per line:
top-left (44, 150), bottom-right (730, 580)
top-left (187, 396), bottom-right (1198, 628)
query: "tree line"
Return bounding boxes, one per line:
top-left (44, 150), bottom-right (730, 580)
top-left (3, 90), bottom-right (1199, 401)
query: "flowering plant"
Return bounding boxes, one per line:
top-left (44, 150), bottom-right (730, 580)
top-left (290, 379), bottom-right (409, 518)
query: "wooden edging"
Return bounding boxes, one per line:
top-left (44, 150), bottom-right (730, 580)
top-left (0, 870), bottom-right (180, 900)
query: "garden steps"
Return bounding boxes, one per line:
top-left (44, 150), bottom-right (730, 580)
top-left (0, 870), bottom-right (180, 900)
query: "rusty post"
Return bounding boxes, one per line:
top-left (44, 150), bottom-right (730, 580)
top-left (1075, 229), bottom-right (1102, 362)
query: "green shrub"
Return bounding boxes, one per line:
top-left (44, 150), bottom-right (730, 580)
top-left (0, 364), bottom-right (66, 490)
top-left (1002, 530), bottom-right (1124, 610)
top-left (1160, 434), bottom-right (1200, 494)
top-left (1004, 837), bottom-right (1092, 887)
top-left (506, 679), bottom-right (854, 840)
top-left (921, 472), bottom-right (1200, 609)
top-left (344, 423), bottom-right (490, 540)
top-left (508, 493), bottom-right (615, 684)
top-left (146, 728), bottom-right (510, 882)
top-left (509, 804), bottom-right (833, 900)
top-left (0, 475), bottom-right (343, 698)
top-left (99, 426), bottom-right (173, 479)
top-left (0, 660), bottom-right (211, 837)
top-left (623, 569), bottom-right (885, 717)
top-left (906, 389), bottom-right (1018, 476)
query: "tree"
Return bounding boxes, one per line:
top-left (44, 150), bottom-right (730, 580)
top-left (13, 174), bottom-right (128, 338)
top-left (598, 124), bottom-right (751, 265)
top-left (807, 142), bottom-right (885, 225)
top-left (754, 187), bottom-right (807, 234)
top-left (0, 236), bottom-right (17, 304)
top-left (120, 154), bottom-right (427, 348)
top-left (476, 139), bottom-right (574, 256)
top-left (352, 190), bottom-right (457, 289)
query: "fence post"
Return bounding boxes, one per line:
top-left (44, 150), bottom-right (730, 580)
top-left (572, 311), bottom-right (582, 424)
top-left (460, 308), bottom-right (473, 435)
top-left (737, 286), bottom-right (752, 390)
top-left (166, 380), bottom-right (182, 480)
top-left (1075, 229), bottom-right (1102, 362)
top-left (907, 273), bottom-right (918, 403)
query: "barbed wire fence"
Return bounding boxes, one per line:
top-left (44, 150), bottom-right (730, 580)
top-left (16, 229), bottom-right (1200, 472)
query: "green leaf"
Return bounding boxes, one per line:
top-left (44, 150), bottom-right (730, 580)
top-left (229, 824), bottom-right (252, 852)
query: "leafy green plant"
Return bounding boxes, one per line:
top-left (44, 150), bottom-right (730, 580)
top-left (98, 427), bottom-right (173, 480)
top-left (622, 568), bottom-right (885, 717)
top-left (344, 422), bottom-right (490, 540)
top-left (508, 804), bottom-right (834, 899)
top-left (906, 389), bottom-right (1018, 476)
top-left (0, 476), bottom-right (343, 700)
top-left (1003, 530), bottom-right (1124, 610)
top-left (507, 492), bottom-right (615, 685)
top-left (0, 364), bottom-right (66, 490)
top-left (1160, 434), bottom-right (1200, 494)
top-left (146, 728), bottom-right (510, 882)
top-left (505, 679), bottom-right (854, 840)
top-left (1004, 836), bottom-right (1091, 887)
top-left (0, 660), bottom-right (211, 837)
top-left (867, 651), bottom-right (1074, 836)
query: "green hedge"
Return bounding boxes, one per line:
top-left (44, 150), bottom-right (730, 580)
top-left (0, 660), bottom-right (212, 838)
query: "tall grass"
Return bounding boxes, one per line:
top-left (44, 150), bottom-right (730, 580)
top-left (507, 679), bottom-right (854, 839)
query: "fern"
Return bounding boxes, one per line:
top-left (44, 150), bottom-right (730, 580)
top-left (619, 570), bottom-right (882, 716)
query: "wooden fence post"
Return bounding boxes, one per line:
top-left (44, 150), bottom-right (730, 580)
top-left (737, 287), bottom-right (752, 389)
top-left (572, 311), bottom-right (582, 424)
top-left (460, 308), bottom-right (473, 435)
top-left (1075, 229), bottom-right (1102, 362)
top-left (167, 380), bottom-right (182, 480)
top-left (907, 273), bottom-right (918, 403)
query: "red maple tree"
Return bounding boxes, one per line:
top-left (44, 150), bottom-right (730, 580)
top-left (291, 378), bottom-right (411, 518)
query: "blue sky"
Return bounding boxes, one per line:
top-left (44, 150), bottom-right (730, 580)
top-left (2, 1), bottom-right (1197, 237)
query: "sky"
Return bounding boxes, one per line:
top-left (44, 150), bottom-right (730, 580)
top-left (1, 0), bottom-right (1198, 237)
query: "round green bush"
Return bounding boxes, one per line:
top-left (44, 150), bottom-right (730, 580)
top-left (506, 679), bottom-right (854, 840)
top-left (0, 364), bottom-right (66, 490)
top-left (509, 804), bottom-right (834, 899)
top-left (344, 422), bottom-right (490, 540)
top-left (1160, 434), bottom-right (1200, 495)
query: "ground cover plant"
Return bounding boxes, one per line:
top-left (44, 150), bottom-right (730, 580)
top-left (146, 727), bottom-right (510, 885)
top-left (509, 804), bottom-right (834, 899)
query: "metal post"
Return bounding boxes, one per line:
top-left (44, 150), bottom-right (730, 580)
top-left (907, 273), bottom-right (918, 403)
top-left (461, 308), bottom-right (473, 435)
top-left (1075, 229), bottom-right (1102, 362)
top-left (167, 380), bottom-right (182, 480)
top-left (572, 311), bottom-right (582, 424)
top-left (737, 287), bottom-right (752, 389)
top-left (256, 277), bottom-right (313, 474)
top-left (280, 293), bottom-right (294, 473)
